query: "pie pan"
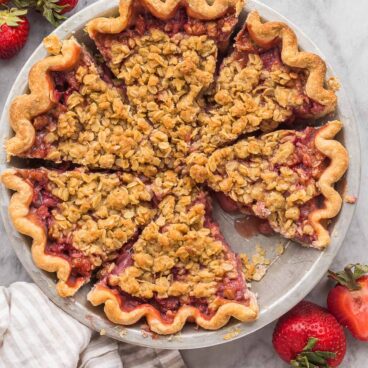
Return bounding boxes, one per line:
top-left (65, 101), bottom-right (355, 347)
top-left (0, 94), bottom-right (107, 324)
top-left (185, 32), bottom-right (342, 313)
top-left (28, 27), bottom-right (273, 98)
top-left (0, 0), bottom-right (360, 349)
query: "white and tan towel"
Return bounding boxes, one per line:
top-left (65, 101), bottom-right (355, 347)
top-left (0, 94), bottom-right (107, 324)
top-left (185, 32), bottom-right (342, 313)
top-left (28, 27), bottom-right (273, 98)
top-left (0, 282), bottom-right (185, 368)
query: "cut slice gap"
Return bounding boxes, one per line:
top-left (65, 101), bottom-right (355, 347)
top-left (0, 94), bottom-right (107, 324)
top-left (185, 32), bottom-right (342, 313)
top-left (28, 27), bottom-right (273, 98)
top-left (1, 167), bottom-right (156, 296)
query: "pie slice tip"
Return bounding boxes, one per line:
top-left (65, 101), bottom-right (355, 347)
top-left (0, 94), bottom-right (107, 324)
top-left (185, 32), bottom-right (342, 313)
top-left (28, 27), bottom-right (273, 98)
top-left (6, 37), bottom-right (81, 158)
top-left (1, 169), bottom-right (80, 297)
top-left (87, 283), bottom-right (259, 335)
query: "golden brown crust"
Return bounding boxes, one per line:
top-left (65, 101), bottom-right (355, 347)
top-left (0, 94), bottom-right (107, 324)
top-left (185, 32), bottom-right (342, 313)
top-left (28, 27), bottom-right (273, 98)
top-left (310, 121), bottom-right (349, 249)
top-left (86, 0), bottom-right (243, 37)
top-left (0, 170), bottom-right (84, 297)
top-left (246, 11), bottom-right (337, 118)
top-left (6, 39), bottom-right (81, 158)
top-left (87, 284), bottom-right (258, 335)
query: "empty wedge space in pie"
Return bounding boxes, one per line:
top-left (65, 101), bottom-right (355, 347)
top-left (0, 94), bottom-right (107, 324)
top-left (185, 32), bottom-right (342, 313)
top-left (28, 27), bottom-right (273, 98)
top-left (1, 0), bottom-right (349, 334)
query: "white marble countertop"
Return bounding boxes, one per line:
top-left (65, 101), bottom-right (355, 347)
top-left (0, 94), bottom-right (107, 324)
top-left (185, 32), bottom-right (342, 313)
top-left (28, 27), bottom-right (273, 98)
top-left (1, 0), bottom-right (368, 366)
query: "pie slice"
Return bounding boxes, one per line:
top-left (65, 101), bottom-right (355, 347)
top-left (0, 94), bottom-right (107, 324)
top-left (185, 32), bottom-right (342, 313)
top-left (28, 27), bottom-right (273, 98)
top-left (1, 168), bottom-right (156, 296)
top-left (88, 174), bottom-right (258, 334)
top-left (189, 121), bottom-right (348, 249)
top-left (195, 11), bottom-right (339, 153)
top-left (86, 0), bottom-right (243, 166)
top-left (6, 36), bottom-right (174, 177)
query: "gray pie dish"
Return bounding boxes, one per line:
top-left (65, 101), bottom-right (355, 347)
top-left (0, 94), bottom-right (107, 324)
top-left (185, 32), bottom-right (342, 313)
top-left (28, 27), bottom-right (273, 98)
top-left (0, 0), bottom-right (360, 349)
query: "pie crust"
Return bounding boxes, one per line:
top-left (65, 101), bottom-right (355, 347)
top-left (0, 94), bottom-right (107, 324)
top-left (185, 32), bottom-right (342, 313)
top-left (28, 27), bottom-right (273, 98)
top-left (88, 283), bottom-right (258, 335)
top-left (1, 169), bottom-right (82, 296)
top-left (86, 0), bottom-right (244, 37)
top-left (6, 38), bottom-right (81, 158)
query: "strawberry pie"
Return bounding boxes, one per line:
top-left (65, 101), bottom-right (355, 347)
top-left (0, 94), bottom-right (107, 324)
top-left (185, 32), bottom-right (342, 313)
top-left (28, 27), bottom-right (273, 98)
top-left (1, 0), bottom-right (348, 334)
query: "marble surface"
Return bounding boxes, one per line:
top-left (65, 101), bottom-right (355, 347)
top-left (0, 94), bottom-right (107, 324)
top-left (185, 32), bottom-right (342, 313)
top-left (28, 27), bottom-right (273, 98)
top-left (1, 0), bottom-right (368, 366)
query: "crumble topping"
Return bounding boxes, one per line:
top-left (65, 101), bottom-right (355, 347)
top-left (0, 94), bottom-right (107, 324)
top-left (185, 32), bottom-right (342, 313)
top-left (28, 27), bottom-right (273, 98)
top-left (29, 169), bottom-right (156, 268)
top-left (190, 127), bottom-right (327, 242)
top-left (43, 34), bottom-right (62, 55)
top-left (344, 194), bottom-right (357, 204)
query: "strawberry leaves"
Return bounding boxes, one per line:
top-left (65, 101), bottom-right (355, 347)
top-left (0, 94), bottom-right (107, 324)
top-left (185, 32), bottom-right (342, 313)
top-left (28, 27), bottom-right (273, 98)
top-left (13, 0), bottom-right (68, 26)
top-left (290, 338), bottom-right (336, 368)
top-left (0, 8), bottom-right (27, 27)
top-left (328, 264), bottom-right (368, 291)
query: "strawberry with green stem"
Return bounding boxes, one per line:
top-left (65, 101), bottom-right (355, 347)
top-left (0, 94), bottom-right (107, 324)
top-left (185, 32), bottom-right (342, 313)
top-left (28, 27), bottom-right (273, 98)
top-left (273, 301), bottom-right (346, 367)
top-left (0, 7), bottom-right (30, 59)
top-left (13, 0), bottom-right (78, 26)
top-left (328, 263), bottom-right (368, 341)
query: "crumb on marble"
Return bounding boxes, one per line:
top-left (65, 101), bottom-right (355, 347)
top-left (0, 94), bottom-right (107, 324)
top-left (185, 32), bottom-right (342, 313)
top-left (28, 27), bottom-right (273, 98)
top-left (327, 76), bottom-right (341, 92)
top-left (223, 327), bottom-right (242, 340)
top-left (345, 194), bottom-right (357, 204)
top-left (99, 328), bottom-right (106, 336)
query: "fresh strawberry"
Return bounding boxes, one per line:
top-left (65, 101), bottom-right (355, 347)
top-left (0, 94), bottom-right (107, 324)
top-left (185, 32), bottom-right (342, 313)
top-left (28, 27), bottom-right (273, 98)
top-left (0, 8), bottom-right (29, 59)
top-left (56, 0), bottom-right (77, 14)
top-left (13, 0), bottom-right (78, 26)
top-left (328, 263), bottom-right (368, 341)
top-left (273, 300), bottom-right (346, 367)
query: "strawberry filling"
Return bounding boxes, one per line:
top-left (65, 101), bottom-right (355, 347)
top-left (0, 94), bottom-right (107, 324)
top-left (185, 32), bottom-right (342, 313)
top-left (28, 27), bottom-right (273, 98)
top-left (51, 70), bottom-right (80, 105)
top-left (18, 169), bottom-right (92, 285)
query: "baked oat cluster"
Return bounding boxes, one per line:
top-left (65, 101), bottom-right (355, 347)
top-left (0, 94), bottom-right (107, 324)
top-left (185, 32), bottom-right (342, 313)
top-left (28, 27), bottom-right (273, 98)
top-left (2, 2), bottom-right (349, 334)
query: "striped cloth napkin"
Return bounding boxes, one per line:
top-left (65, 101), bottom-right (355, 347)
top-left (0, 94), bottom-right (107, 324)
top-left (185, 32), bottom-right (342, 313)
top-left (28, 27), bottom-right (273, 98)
top-left (0, 282), bottom-right (186, 368)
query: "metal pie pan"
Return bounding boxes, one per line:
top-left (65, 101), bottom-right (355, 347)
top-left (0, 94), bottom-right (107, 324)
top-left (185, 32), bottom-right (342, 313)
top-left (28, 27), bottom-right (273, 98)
top-left (0, 0), bottom-right (360, 349)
